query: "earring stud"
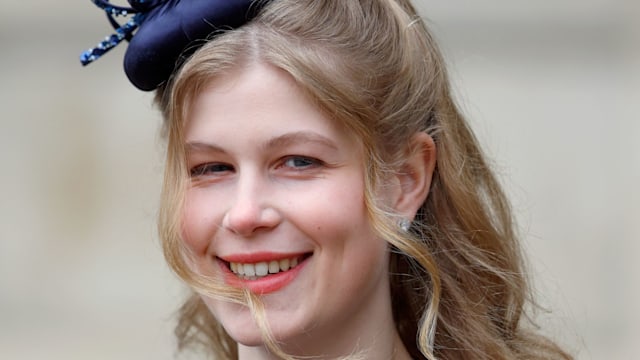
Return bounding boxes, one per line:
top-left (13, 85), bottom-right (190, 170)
top-left (398, 218), bottom-right (411, 232)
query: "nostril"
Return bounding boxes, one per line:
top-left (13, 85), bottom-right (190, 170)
top-left (222, 203), bottom-right (282, 236)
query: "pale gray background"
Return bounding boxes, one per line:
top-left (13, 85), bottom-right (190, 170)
top-left (1, 1), bottom-right (638, 359)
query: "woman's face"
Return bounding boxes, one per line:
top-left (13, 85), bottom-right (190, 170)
top-left (181, 62), bottom-right (394, 352)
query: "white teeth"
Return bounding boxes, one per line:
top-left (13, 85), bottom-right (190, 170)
top-left (268, 260), bottom-right (280, 274)
top-left (279, 258), bottom-right (290, 271)
top-left (244, 263), bottom-right (256, 276)
top-left (255, 262), bottom-right (268, 276)
top-left (229, 256), bottom-right (303, 279)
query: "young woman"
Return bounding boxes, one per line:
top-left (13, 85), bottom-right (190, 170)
top-left (82, 0), bottom-right (573, 359)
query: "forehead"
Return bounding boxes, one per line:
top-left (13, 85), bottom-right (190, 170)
top-left (183, 62), bottom-right (358, 148)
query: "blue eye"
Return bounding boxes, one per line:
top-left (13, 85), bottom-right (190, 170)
top-left (283, 156), bottom-right (319, 169)
top-left (190, 163), bottom-right (233, 177)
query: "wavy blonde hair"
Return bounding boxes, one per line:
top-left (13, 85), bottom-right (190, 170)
top-left (154, 0), bottom-right (573, 359)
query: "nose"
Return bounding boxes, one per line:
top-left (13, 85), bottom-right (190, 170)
top-left (222, 174), bottom-right (282, 237)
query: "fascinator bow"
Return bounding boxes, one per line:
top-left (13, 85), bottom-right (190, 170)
top-left (80, 0), bottom-right (266, 91)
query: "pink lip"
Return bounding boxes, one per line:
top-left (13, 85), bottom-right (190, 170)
top-left (219, 251), bottom-right (308, 263)
top-left (217, 253), bottom-right (311, 294)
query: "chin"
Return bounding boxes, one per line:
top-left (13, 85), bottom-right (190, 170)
top-left (225, 314), bottom-right (305, 347)
top-left (226, 328), bottom-right (266, 347)
top-left (203, 294), bottom-right (313, 350)
top-left (201, 295), bottom-right (274, 347)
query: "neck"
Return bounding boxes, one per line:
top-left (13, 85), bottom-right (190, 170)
top-left (238, 331), bottom-right (411, 360)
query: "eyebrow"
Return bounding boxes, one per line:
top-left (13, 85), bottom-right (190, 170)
top-left (263, 131), bottom-right (339, 151)
top-left (185, 131), bottom-right (339, 154)
top-left (184, 141), bottom-right (226, 154)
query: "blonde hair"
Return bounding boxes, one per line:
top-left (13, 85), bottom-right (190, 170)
top-left (155, 0), bottom-right (572, 359)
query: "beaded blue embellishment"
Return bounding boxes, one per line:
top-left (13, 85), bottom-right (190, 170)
top-left (80, 1), bottom-right (151, 66)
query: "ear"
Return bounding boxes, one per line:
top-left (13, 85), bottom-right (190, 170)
top-left (390, 132), bottom-right (437, 219)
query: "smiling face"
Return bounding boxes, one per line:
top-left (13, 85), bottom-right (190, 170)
top-left (181, 62), bottom-right (398, 356)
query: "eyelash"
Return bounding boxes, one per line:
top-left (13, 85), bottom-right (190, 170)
top-left (190, 163), bottom-right (233, 177)
top-left (189, 156), bottom-right (324, 178)
top-left (280, 156), bottom-right (322, 170)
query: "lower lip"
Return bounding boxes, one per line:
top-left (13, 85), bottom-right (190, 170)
top-left (218, 257), bottom-right (309, 294)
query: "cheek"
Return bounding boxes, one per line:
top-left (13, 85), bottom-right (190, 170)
top-left (181, 189), bottom-right (219, 255)
top-left (321, 178), bottom-right (389, 264)
top-left (304, 178), bottom-right (372, 242)
top-left (303, 180), bottom-right (390, 301)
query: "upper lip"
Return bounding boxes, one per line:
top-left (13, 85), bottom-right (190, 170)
top-left (217, 251), bottom-right (311, 264)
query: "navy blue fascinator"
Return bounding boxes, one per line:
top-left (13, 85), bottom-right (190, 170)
top-left (80, 0), bottom-right (267, 91)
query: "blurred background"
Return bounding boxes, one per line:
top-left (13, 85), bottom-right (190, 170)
top-left (0, 0), bottom-right (637, 359)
